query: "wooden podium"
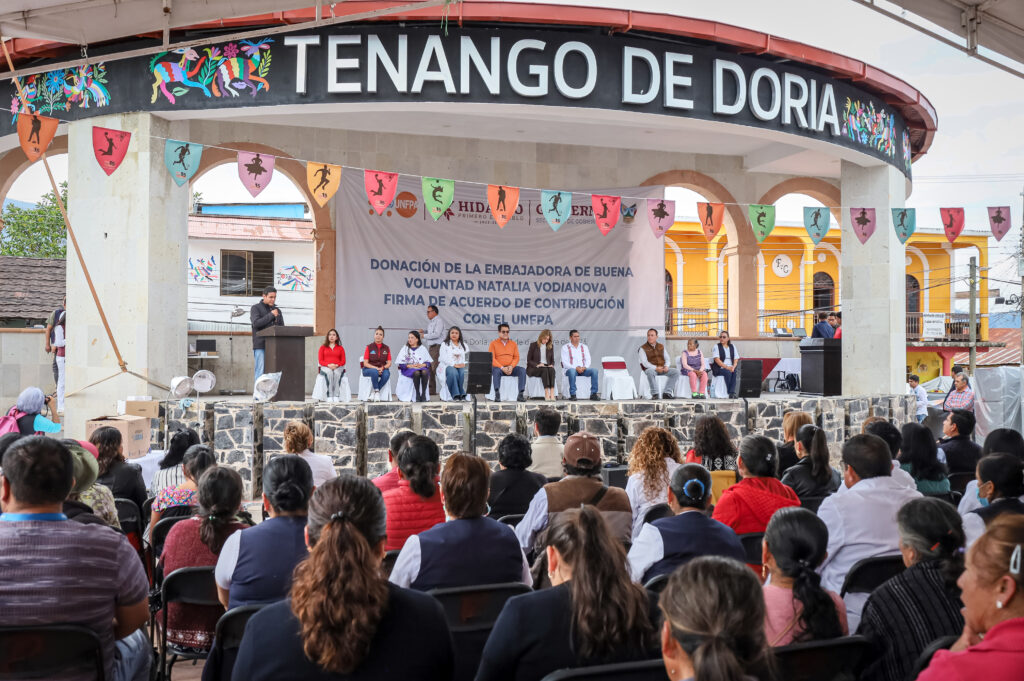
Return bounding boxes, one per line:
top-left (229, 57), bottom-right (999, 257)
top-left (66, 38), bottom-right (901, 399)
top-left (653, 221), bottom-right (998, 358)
top-left (257, 326), bottom-right (314, 401)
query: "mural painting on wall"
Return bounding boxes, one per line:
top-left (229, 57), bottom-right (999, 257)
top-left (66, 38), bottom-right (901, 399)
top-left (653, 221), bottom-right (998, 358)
top-left (188, 256), bottom-right (218, 283)
top-left (148, 38), bottom-right (272, 105)
top-left (901, 130), bottom-right (912, 174)
top-left (279, 265), bottom-right (314, 291)
top-left (10, 64), bottom-right (111, 121)
top-left (841, 98), bottom-right (895, 158)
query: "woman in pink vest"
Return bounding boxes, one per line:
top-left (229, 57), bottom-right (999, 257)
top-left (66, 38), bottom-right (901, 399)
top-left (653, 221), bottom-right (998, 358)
top-left (382, 435), bottom-right (445, 551)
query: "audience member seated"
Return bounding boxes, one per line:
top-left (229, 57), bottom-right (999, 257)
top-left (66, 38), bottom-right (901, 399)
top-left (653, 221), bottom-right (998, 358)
top-left (527, 408), bottom-right (563, 479)
top-left (659, 555), bottom-right (773, 681)
top-left (777, 410), bottom-right (813, 474)
top-left (0, 437), bottom-right (151, 681)
top-left (392, 453), bottom-right (531, 591)
top-left (92, 426), bottom-right (147, 511)
top-left (712, 435), bottom-right (800, 539)
top-left (217, 455), bottom-right (313, 609)
top-left (626, 427), bottom-right (683, 540)
top-left (60, 438), bottom-right (113, 527)
top-left (960, 428), bottom-right (1024, 515)
top-left (382, 435), bottom-right (445, 551)
top-left (488, 434), bottom-right (547, 519)
top-left (283, 421), bottom-right (335, 487)
top-left (9, 386), bottom-right (62, 435)
top-left (963, 454), bottom-right (1024, 548)
top-left (817, 434), bottom-right (923, 630)
top-left (939, 409), bottom-right (983, 474)
top-left (898, 423), bottom-right (951, 494)
top-left (857, 498), bottom-right (965, 681)
top-left (65, 439), bottom-right (121, 528)
top-left (148, 445), bottom-right (216, 539)
top-left (684, 413), bottom-right (737, 471)
top-left (862, 419), bottom-right (918, 491)
top-left (780, 424), bottom-right (841, 503)
top-left (916, 515), bottom-right (1024, 681)
top-left (628, 464), bottom-right (745, 583)
top-left (161, 467), bottom-right (250, 652)
top-left (516, 432), bottom-right (632, 554)
top-left (762, 507), bottom-right (848, 645)
top-left (0, 432), bottom-right (23, 462)
top-left (371, 429), bottom-right (415, 494)
top-left (233, 475), bottom-right (455, 681)
top-left (151, 428), bottom-right (201, 496)
top-left (477, 507), bottom-right (655, 681)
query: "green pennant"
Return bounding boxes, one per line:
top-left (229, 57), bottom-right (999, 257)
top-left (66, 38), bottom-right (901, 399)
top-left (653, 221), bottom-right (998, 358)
top-left (422, 177), bottom-right (455, 221)
top-left (748, 204), bottom-right (776, 243)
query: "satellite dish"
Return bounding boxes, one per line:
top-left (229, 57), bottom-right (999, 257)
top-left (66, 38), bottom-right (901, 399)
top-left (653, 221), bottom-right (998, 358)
top-left (193, 370), bottom-right (217, 393)
top-left (169, 376), bottom-right (194, 399)
top-left (254, 372), bottom-right (281, 402)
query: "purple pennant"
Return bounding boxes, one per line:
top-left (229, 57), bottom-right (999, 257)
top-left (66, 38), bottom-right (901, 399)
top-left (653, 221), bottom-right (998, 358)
top-left (850, 207), bottom-right (876, 245)
top-left (647, 198), bottom-right (675, 238)
top-left (238, 151), bottom-right (275, 198)
top-left (988, 206), bottom-right (1011, 241)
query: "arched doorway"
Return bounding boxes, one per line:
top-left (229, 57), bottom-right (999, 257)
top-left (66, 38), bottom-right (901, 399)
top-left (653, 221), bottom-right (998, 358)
top-left (813, 272), bottom-right (835, 311)
top-left (906, 275), bottom-right (921, 314)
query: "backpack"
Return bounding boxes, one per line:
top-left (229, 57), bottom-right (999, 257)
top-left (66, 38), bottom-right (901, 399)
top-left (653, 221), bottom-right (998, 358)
top-left (0, 407), bottom-right (28, 436)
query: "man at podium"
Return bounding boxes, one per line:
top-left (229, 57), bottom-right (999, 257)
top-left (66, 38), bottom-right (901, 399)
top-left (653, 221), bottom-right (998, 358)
top-left (251, 285), bottom-right (284, 384)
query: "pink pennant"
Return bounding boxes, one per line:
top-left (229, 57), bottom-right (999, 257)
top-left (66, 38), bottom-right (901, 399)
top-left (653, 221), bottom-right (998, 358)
top-left (364, 170), bottom-right (399, 215)
top-left (92, 126), bottom-right (131, 176)
top-left (850, 207), bottom-right (876, 245)
top-left (237, 151), bottom-right (275, 198)
top-left (592, 195), bottom-right (621, 235)
top-left (988, 206), bottom-right (1011, 241)
top-left (940, 207), bottom-right (965, 243)
top-left (647, 198), bottom-right (675, 238)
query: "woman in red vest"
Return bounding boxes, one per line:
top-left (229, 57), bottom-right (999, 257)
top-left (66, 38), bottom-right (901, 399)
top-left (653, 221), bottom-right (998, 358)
top-left (382, 435), bottom-right (445, 551)
top-left (361, 326), bottom-right (392, 401)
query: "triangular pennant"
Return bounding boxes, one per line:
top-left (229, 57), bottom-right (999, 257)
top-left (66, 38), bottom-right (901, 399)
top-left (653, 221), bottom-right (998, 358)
top-left (850, 207), bottom-right (877, 245)
top-left (748, 204), bottom-right (776, 242)
top-left (237, 151), bottom-right (275, 198)
top-left (307, 162), bottom-right (341, 207)
top-left (802, 207), bottom-right (829, 245)
top-left (940, 207), bottom-right (965, 243)
top-left (164, 139), bottom-right (203, 187)
top-left (647, 198), bottom-right (675, 238)
top-left (487, 184), bottom-right (520, 228)
top-left (364, 170), bottom-right (398, 215)
top-left (592, 195), bottom-right (621, 235)
top-left (92, 127), bottom-right (131, 176)
top-left (422, 177), bottom-right (455, 221)
top-left (17, 113), bottom-right (58, 162)
top-left (892, 208), bottom-right (916, 244)
top-left (697, 202), bottom-right (725, 241)
top-left (988, 206), bottom-right (1011, 241)
top-left (541, 191), bottom-right (571, 231)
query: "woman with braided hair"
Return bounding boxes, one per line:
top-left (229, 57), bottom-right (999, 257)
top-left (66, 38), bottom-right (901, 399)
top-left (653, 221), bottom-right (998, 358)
top-left (233, 475), bottom-right (454, 680)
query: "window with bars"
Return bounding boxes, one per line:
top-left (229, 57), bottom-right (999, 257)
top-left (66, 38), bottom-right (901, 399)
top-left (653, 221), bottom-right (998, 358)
top-left (219, 250), bottom-right (275, 296)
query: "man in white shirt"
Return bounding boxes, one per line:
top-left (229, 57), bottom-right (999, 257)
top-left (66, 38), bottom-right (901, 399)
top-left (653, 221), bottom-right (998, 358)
top-left (560, 329), bottom-right (599, 401)
top-left (419, 304), bottom-right (445, 395)
top-left (637, 328), bottom-right (680, 399)
top-left (817, 434), bottom-right (922, 631)
top-left (908, 374), bottom-right (928, 423)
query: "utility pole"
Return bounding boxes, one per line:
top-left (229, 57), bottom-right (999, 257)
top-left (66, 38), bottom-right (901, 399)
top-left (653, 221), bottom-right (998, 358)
top-left (969, 256), bottom-right (978, 375)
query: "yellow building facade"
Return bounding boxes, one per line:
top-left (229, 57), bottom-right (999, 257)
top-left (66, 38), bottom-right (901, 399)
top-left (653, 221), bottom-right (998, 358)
top-left (664, 220), bottom-right (990, 382)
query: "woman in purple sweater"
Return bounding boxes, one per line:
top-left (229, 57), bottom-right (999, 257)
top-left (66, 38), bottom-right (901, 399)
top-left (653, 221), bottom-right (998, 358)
top-left (679, 339), bottom-right (708, 399)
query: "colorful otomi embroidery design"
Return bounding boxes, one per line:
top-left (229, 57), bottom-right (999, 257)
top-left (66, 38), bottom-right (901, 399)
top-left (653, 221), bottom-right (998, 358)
top-left (841, 98), bottom-right (895, 158)
top-left (149, 38), bottom-right (272, 105)
top-left (10, 64), bottom-right (110, 121)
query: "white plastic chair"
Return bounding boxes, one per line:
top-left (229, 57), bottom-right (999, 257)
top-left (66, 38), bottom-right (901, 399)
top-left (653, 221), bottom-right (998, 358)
top-left (333, 375), bottom-right (352, 402)
top-left (436, 364), bottom-right (454, 401)
top-left (600, 356), bottom-right (637, 400)
top-left (486, 375), bottom-right (520, 401)
top-left (358, 372), bottom-right (392, 401)
top-left (559, 371), bottom-right (595, 399)
top-left (395, 374), bottom-right (417, 402)
top-left (637, 371), bottom-right (670, 399)
top-left (526, 375), bottom-right (553, 399)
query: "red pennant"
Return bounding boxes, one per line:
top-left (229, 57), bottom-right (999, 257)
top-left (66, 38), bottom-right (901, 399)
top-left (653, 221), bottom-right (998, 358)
top-left (17, 113), bottom-right (58, 162)
top-left (939, 208), bottom-right (965, 243)
top-left (592, 195), bottom-right (621, 235)
top-left (92, 127), bottom-right (131, 176)
top-left (364, 170), bottom-right (399, 215)
top-left (696, 202), bottom-right (725, 241)
top-left (988, 206), bottom-right (1011, 241)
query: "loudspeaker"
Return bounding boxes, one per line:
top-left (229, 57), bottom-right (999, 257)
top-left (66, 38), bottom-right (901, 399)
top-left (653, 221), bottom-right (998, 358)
top-left (467, 351), bottom-right (493, 395)
top-left (736, 359), bottom-right (762, 398)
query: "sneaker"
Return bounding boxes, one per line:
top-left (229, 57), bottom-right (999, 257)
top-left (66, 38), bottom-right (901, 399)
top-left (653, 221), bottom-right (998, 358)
top-left (664, 394), bottom-right (674, 400)
top-left (590, 393), bottom-right (600, 401)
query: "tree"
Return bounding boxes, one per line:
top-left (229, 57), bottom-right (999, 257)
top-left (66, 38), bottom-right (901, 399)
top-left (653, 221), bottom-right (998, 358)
top-left (0, 182), bottom-right (68, 258)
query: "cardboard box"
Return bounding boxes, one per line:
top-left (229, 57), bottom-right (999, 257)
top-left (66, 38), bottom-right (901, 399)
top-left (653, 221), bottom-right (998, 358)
top-left (85, 414), bottom-right (150, 459)
top-left (116, 399), bottom-right (159, 419)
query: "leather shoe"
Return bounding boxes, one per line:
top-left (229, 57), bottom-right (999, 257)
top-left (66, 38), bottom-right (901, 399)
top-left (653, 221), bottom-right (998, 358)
top-left (517, 391), bottom-right (527, 402)
top-left (569, 395), bottom-right (577, 401)
top-left (590, 393), bottom-right (600, 401)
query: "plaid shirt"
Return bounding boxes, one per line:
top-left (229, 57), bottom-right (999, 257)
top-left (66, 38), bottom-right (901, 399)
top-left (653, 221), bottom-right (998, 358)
top-left (943, 388), bottom-right (974, 412)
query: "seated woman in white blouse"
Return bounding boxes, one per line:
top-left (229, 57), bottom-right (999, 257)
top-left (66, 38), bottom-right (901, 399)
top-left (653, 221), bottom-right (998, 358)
top-left (396, 331), bottom-right (432, 402)
top-left (438, 326), bottom-right (468, 401)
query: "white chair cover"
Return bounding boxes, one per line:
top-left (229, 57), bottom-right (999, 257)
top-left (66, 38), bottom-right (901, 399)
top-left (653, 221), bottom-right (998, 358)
top-left (559, 371), bottom-right (594, 398)
top-left (637, 372), bottom-right (670, 399)
top-left (358, 373), bottom-right (392, 401)
top-left (486, 375), bottom-right (520, 401)
top-left (526, 375), bottom-right (552, 399)
top-left (436, 364), bottom-right (454, 401)
top-left (395, 374), bottom-right (417, 402)
top-left (336, 375), bottom-right (352, 402)
top-left (600, 356), bottom-right (637, 400)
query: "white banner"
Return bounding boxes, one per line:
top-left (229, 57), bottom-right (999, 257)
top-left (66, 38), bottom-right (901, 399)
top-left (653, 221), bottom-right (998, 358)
top-left (334, 172), bottom-right (665, 387)
top-left (921, 312), bottom-right (945, 340)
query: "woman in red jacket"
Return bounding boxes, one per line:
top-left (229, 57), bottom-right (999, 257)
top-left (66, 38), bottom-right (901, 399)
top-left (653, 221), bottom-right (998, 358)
top-left (712, 435), bottom-right (800, 543)
top-left (382, 435), bottom-right (445, 551)
top-left (318, 328), bottom-right (346, 402)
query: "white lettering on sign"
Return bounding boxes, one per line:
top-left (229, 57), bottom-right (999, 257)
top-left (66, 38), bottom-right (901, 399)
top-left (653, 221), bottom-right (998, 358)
top-left (327, 35), bottom-right (361, 93)
top-left (367, 34), bottom-right (407, 93)
top-left (411, 35), bottom-right (457, 94)
top-left (553, 41), bottom-right (597, 99)
top-left (284, 35), bottom-right (320, 95)
top-left (713, 59), bottom-right (746, 115)
top-left (622, 47), bottom-right (659, 105)
top-left (663, 52), bottom-right (694, 110)
top-left (461, 36), bottom-right (500, 95)
top-left (772, 254), bottom-right (793, 278)
top-left (508, 39), bottom-right (548, 97)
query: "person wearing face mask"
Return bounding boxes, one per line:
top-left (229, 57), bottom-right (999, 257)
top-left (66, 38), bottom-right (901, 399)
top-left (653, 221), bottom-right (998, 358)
top-left (963, 454), bottom-right (1024, 549)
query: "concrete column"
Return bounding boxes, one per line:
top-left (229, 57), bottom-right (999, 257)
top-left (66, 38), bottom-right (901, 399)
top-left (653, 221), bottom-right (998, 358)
top-left (724, 243), bottom-right (759, 338)
top-left (839, 161), bottom-right (907, 395)
top-left (65, 113), bottom-right (188, 437)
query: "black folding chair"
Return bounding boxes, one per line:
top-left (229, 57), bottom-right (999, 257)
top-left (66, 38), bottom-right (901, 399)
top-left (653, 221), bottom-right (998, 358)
top-left (429, 582), bottom-right (533, 681)
top-left (383, 549), bottom-right (401, 577)
top-left (0, 624), bottom-right (105, 680)
top-left (923, 491), bottom-right (958, 506)
top-left (947, 472), bottom-right (974, 495)
top-left (643, 573), bottom-right (670, 594)
top-left (773, 635), bottom-right (873, 681)
top-left (115, 497), bottom-right (145, 564)
top-left (642, 503), bottom-right (673, 525)
top-left (801, 495), bottom-right (827, 513)
top-left (159, 566), bottom-right (221, 681)
top-left (497, 514), bottom-right (525, 527)
top-left (738, 532), bottom-right (764, 566)
top-left (839, 555), bottom-right (906, 598)
top-left (208, 605), bottom-right (266, 681)
top-left (150, 511), bottom-right (195, 583)
top-left (540, 658), bottom-right (667, 680)
top-left (908, 634), bottom-right (958, 679)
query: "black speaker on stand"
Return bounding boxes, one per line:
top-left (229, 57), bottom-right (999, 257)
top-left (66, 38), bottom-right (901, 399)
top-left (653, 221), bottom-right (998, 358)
top-left (736, 359), bottom-right (762, 398)
top-left (466, 352), bottom-right (493, 455)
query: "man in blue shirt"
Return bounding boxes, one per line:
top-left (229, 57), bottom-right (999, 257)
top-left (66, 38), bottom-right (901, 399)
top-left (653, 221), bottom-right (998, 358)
top-left (811, 312), bottom-right (835, 338)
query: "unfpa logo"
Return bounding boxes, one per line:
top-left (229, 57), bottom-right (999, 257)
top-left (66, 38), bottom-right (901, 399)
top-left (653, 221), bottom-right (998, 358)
top-left (395, 191), bottom-right (418, 218)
